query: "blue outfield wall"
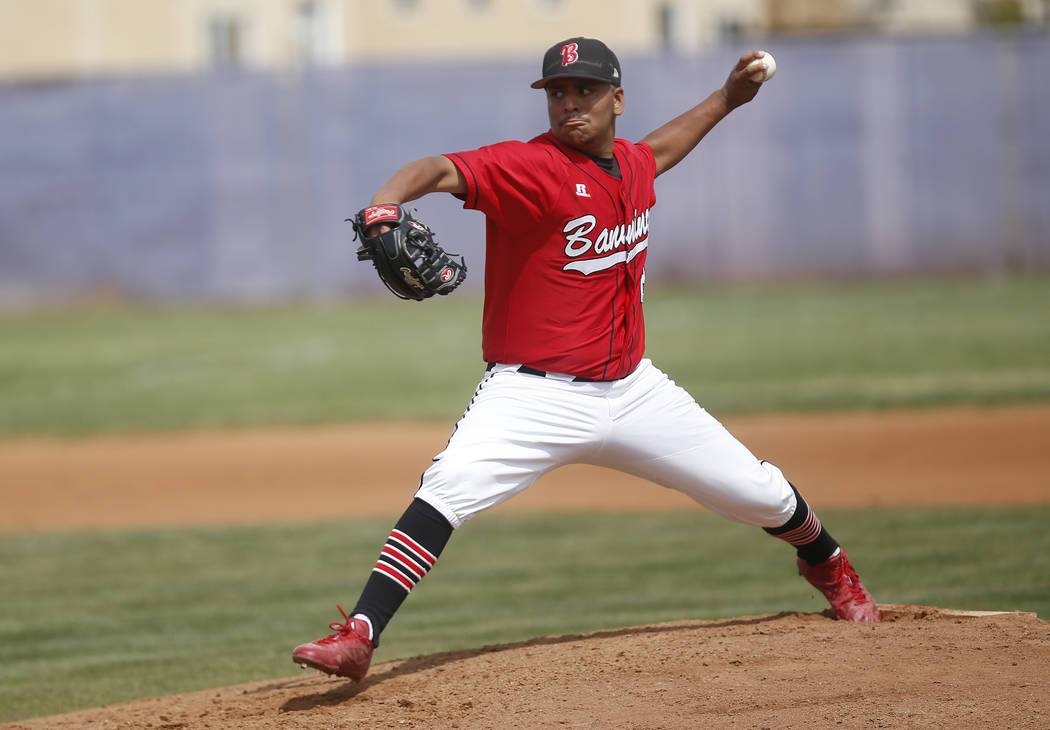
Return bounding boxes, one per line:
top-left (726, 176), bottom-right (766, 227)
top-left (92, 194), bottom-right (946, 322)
top-left (0, 33), bottom-right (1047, 305)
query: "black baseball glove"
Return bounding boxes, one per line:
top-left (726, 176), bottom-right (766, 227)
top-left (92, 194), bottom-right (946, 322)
top-left (349, 204), bottom-right (467, 301)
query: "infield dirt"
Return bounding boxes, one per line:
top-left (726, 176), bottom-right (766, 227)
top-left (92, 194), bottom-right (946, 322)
top-left (2, 405), bottom-right (1049, 531)
top-left (2, 405), bottom-right (1048, 728)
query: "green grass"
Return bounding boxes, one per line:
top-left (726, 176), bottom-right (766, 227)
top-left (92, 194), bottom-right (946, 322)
top-left (1, 506), bottom-right (1048, 722)
top-left (1, 275), bottom-right (1048, 436)
top-left (0, 297), bottom-right (483, 435)
top-left (644, 275), bottom-right (1050, 414)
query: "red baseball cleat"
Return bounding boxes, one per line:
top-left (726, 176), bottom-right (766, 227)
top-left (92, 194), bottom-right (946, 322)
top-left (292, 605), bottom-right (374, 680)
top-left (798, 550), bottom-right (881, 622)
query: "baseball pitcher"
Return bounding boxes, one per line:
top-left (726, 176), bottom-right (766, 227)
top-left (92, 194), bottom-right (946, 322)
top-left (293, 37), bottom-right (880, 682)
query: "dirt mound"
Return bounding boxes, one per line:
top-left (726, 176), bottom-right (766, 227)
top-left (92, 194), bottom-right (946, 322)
top-left (7, 606), bottom-right (1047, 729)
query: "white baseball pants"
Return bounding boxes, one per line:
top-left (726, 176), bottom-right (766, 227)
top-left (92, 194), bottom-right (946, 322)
top-left (415, 359), bottom-right (797, 529)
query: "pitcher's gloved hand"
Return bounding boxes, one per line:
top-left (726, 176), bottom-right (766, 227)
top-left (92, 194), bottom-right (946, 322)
top-left (350, 204), bottom-right (467, 301)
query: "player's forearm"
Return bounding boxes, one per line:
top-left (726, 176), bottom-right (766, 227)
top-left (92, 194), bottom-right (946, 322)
top-left (641, 90), bottom-right (731, 177)
top-left (370, 156), bottom-right (466, 205)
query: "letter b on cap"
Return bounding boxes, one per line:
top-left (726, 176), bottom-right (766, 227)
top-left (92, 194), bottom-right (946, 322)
top-left (560, 42), bottom-right (579, 66)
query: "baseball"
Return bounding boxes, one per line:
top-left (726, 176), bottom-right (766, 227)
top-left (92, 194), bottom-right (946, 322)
top-left (747, 51), bottom-right (776, 83)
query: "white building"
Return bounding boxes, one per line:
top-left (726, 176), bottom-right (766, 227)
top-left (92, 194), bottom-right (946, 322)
top-left (0, 0), bottom-right (1044, 82)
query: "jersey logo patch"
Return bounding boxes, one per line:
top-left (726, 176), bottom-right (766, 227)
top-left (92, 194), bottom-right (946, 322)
top-left (575, 183), bottom-right (590, 198)
top-left (561, 208), bottom-right (651, 276)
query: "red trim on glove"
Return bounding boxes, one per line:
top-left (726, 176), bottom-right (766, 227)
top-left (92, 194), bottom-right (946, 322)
top-left (363, 204), bottom-right (402, 227)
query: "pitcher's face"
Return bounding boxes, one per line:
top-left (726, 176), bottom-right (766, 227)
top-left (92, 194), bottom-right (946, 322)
top-left (545, 78), bottom-right (624, 156)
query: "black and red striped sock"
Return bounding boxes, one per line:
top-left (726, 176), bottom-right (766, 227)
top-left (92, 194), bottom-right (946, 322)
top-left (764, 484), bottom-right (839, 566)
top-left (351, 497), bottom-right (453, 646)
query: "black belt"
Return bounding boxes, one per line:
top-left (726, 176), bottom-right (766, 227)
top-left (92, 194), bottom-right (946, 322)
top-left (486, 362), bottom-right (602, 383)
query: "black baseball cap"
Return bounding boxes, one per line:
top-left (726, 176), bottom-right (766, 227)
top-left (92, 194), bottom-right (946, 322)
top-left (531, 37), bottom-right (621, 89)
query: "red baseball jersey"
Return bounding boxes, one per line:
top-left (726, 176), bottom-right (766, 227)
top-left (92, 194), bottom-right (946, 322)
top-left (445, 131), bottom-right (656, 380)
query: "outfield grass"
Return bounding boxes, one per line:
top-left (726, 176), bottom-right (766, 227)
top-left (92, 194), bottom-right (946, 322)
top-left (645, 274), bottom-right (1050, 414)
top-left (1, 506), bottom-right (1048, 721)
top-left (1, 275), bottom-right (1048, 436)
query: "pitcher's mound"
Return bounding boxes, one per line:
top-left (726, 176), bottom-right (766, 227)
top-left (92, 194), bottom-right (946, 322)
top-left (10, 605), bottom-right (1048, 729)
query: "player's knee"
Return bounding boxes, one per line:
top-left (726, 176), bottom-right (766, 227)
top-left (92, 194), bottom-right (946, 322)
top-left (757, 460), bottom-right (797, 522)
top-left (426, 457), bottom-right (495, 492)
top-left (419, 458), bottom-right (525, 523)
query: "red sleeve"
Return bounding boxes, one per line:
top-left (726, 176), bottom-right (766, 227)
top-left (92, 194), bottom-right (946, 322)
top-left (443, 141), bottom-right (560, 229)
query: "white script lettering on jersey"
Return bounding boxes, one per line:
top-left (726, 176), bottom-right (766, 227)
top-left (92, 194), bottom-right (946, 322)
top-left (561, 208), bottom-right (650, 275)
